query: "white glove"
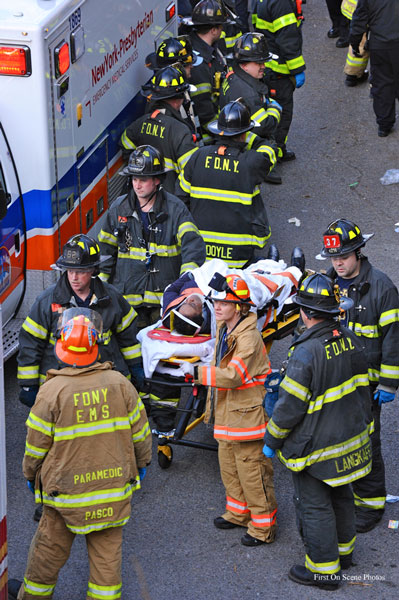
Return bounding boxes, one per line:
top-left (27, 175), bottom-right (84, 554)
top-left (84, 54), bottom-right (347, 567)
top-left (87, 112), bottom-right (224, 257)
top-left (179, 361), bottom-right (195, 377)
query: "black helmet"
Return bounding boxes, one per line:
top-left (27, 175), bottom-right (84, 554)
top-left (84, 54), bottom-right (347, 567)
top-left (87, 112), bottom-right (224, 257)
top-left (234, 33), bottom-right (272, 63)
top-left (145, 36), bottom-right (202, 70)
top-left (320, 219), bottom-right (374, 258)
top-left (189, 0), bottom-right (231, 26)
top-left (294, 273), bottom-right (353, 315)
top-left (121, 145), bottom-right (167, 178)
top-left (55, 235), bottom-right (108, 271)
top-left (141, 65), bottom-right (190, 100)
top-left (208, 98), bottom-right (255, 136)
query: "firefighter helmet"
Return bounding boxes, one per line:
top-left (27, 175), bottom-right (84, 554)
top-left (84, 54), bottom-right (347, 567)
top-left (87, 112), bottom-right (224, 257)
top-left (55, 234), bottom-right (108, 271)
top-left (320, 218), bottom-right (374, 258)
top-left (141, 65), bottom-right (190, 100)
top-left (234, 33), bottom-right (272, 63)
top-left (294, 273), bottom-right (353, 315)
top-left (121, 145), bottom-right (167, 178)
top-left (188, 0), bottom-right (231, 26)
top-left (208, 99), bottom-right (255, 136)
top-left (55, 308), bottom-right (103, 367)
top-left (145, 36), bottom-right (202, 70)
top-left (208, 272), bottom-right (255, 305)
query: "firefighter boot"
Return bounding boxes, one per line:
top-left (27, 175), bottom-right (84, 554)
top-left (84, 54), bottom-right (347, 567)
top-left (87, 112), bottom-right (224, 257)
top-left (291, 247), bottom-right (305, 271)
top-left (288, 565), bottom-right (340, 590)
top-left (267, 244), bottom-right (280, 262)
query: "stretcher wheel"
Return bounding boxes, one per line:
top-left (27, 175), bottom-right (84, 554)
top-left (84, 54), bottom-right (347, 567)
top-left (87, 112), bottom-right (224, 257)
top-left (158, 445), bottom-right (173, 469)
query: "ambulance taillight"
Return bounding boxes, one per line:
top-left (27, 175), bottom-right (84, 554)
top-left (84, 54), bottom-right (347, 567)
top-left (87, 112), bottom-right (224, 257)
top-left (54, 41), bottom-right (70, 78)
top-left (0, 45), bottom-right (31, 76)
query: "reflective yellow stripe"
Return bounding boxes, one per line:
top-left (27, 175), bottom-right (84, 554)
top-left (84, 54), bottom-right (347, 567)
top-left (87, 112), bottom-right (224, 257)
top-left (338, 535), bottom-right (356, 556)
top-left (379, 309), bottom-right (399, 327)
top-left (26, 413), bottom-right (54, 437)
top-left (87, 581), bottom-right (122, 600)
top-left (124, 293), bottom-right (143, 306)
top-left (120, 130), bottom-right (136, 151)
top-left (305, 554), bottom-right (341, 575)
top-left (68, 517), bottom-right (129, 535)
top-left (286, 56), bottom-right (305, 71)
top-left (22, 316), bottom-right (48, 340)
top-left (255, 144), bottom-right (277, 165)
top-left (266, 418), bottom-right (290, 439)
top-left (181, 261), bottom-right (199, 273)
top-left (98, 229), bottom-right (118, 247)
top-left (164, 156), bottom-right (178, 173)
top-left (277, 425), bottom-right (372, 473)
top-left (25, 441), bottom-right (49, 459)
top-left (353, 492), bottom-right (386, 510)
top-left (128, 398), bottom-right (145, 425)
top-left (116, 307), bottom-right (137, 333)
top-left (177, 220), bottom-right (200, 242)
top-left (120, 344), bottom-right (141, 360)
top-left (39, 481), bottom-right (139, 508)
top-left (308, 374), bottom-right (369, 414)
top-left (380, 363), bottom-right (399, 379)
top-left (54, 418), bottom-right (131, 441)
top-left (99, 272), bottom-right (111, 282)
top-left (191, 82), bottom-right (212, 96)
top-left (132, 421), bottom-right (151, 443)
top-left (24, 578), bottom-right (55, 597)
top-left (200, 229), bottom-right (269, 247)
top-left (266, 106), bottom-right (281, 122)
top-left (178, 147), bottom-right (197, 171)
top-left (17, 365), bottom-right (40, 380)
top-left (266, 59), bottom-right (290, 74)
top-left (280, 375), bottom-right (310, 402)
top-left (143, 290), bottom-right (163, 304)
top-left (349, 321), bottom-right (379, 338)
top-left (186, 185), bottom-right (260, 205)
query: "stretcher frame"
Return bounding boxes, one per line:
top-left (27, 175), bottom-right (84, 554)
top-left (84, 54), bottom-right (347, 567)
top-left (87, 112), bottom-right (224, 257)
top-left (145, 303), bottom-right (300, 468)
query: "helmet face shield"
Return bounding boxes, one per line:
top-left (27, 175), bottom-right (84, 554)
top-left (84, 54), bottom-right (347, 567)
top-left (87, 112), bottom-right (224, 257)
top-left (55, 308), bottom-right (103, 368)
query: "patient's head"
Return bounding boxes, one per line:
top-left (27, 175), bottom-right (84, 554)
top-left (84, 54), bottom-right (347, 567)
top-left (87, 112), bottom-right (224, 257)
top-left (173, 297), bottom-right (204, 335)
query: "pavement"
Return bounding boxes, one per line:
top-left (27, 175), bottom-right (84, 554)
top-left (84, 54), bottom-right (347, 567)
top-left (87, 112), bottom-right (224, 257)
top-left (4, 1), bottom-right (399, 598)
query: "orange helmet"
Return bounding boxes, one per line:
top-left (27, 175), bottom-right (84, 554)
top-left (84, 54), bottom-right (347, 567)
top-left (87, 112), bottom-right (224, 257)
top-left (209, 272), bottom-right (254, 305)
top-left (55, 309), bottom-right (102, 367)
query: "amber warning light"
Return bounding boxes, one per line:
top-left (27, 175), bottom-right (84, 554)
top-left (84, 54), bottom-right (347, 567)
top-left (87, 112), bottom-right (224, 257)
top-left (165, 2), bottom-right (176, 22)
top-left (0, 45), bottom-right (31, 76)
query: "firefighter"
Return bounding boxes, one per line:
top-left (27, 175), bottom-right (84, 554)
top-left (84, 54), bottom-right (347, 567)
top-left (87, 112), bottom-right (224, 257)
top-left (253, 0), bottom-right (306, 160)
top-left (263, 273), bottom-right (373, 589)
top-left (178, 99), bottom-right (274, 268)
top-left (98, 145), bottom-right (206, 329)
top-left (180, 273), bottom-right (277, 546)
top-left (220, 32), bottom-right (283, 183)
top-left (185, 0), bottom-right (229, 138)
top-left (341, 0), bottom-right (369, 87)
top-left (324, 0), bottom-right (350, 47)
top-left (119, 65), bottom-right (198, 194)
top-left (17, 234), bottom-right (142, 407)
top-left (143, 36), bottom-right (204, 144)
top-left (8, 309), bottom-right (151, 600)
top-left (320, 218), bottom-right (399, 532)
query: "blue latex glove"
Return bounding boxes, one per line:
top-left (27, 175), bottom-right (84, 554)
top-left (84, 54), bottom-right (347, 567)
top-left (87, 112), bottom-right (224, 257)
top-left (138, 467), bottom-right (147, 481)
top-left (130, 363), bottom-right (145, 391)
top-left (263, 444), bottom-right (276, 458)
top-left (267, 98), bottom-right (282, 112)
top-left (294, 72), bottom-right (306, 88)
top-left (374, 390), bottom-right (395, 406)
top-left (26, 480), bottom-right (35, 494)
top-left (19, 385), bottom-right (39, 408)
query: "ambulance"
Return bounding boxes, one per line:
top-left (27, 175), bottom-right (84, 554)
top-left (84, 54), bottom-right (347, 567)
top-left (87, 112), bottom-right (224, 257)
top-left (0, 0), bottom-right (177, 360)
top-left (0, 307), bottom-right (7, 599)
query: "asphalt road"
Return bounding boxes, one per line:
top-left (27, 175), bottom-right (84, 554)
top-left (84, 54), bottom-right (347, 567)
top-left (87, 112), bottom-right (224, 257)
top-left (5, 1), bottom-right (399, 598)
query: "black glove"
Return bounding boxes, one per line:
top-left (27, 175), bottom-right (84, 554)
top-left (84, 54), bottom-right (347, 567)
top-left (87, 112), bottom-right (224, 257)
top-left (19, 385), bottom-right (39, 408)
top-left (349, 35), bottom-right (363, 57)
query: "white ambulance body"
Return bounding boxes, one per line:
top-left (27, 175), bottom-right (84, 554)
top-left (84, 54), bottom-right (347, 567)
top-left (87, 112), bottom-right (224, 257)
top-left (0, 0), bottom-right (177, 359)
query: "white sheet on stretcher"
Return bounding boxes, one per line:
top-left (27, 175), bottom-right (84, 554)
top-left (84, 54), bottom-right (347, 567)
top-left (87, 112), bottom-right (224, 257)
top-left (138, 258), bottom-right (302, 378)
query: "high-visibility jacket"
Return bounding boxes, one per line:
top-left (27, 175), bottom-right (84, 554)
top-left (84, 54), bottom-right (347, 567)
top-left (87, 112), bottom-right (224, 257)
top-left (328, 257), bottom-right (399, 390)
top-left (189, 31), bottom-right (227, 130)
top-left (264, 321), bottom-right (374, 486)
top-left (253, 0), bottom-right (306, 76)
top-left (119, 101), bottom-right (197, 195)
top-left (220, 64), bottom-right (281, 139)
top-left (178, 138), bottom-right (272, 267)
top-left (17, 273), bottom-right (140, 386)
top-left (341, 0), bottom-right (358, 20)
top-left (98, 188), bottom-right (206, 308)
top-left (23, 362), bottom-right (151, 534)
top-left (197, 312), bottom-right (271, 441)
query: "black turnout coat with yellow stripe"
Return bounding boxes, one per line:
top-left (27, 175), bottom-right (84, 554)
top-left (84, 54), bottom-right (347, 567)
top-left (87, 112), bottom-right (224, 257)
top-left (264, 321), bottom-right (374, 486)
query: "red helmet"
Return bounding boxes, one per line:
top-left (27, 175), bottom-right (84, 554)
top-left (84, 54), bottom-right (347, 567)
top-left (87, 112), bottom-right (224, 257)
top-left (55, 309), bottom-right (102, 367)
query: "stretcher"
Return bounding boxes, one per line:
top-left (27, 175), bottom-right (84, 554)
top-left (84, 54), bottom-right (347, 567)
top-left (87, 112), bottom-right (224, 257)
top-left (144, 300), bottom-right (300, 469)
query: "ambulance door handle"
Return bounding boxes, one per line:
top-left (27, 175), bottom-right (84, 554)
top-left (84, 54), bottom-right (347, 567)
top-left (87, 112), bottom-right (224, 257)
top-left (14, 231), bottom-right (21, 254)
